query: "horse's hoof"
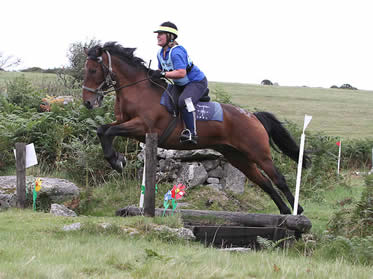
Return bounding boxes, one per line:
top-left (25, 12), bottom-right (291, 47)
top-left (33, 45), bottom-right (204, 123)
top-left (110, 153), bottom-right (126, 173)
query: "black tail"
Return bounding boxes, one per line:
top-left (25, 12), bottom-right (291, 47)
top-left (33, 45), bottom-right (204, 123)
top-left (254, 111), bottom-right (311, 168)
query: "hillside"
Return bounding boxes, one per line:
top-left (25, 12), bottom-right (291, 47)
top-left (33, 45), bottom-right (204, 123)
top-left (210, 82), bottom-right (373, 139)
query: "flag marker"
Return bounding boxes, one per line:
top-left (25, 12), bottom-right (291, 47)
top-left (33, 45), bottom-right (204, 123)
top-left (293, 114), bottom-right (312, 215)
top-left (336, 140), bottom-right (342, 175)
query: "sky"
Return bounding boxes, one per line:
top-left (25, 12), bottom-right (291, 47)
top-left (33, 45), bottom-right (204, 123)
top-left (1, 0), bottom-right (373, 90)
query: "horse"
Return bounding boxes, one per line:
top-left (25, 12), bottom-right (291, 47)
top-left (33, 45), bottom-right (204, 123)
top-left (82, 42), bottom-right (311, 215)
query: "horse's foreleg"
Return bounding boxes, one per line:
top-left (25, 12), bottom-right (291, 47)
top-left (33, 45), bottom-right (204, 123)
top-left (97, 124), bottom-right (127, 172)
top-left (98, 118), bottom-right (146, 172)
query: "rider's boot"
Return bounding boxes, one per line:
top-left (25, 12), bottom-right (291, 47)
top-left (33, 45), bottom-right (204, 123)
top-left (180, 107), bottom-right (198, 145)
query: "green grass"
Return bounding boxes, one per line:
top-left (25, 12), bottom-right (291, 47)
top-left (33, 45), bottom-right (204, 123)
top-left (210, 82), bottom-right (373, 139)
top-left (0, 209), bottom-right (372, 279)
top-left (0, 71), bottom-right (79, 97)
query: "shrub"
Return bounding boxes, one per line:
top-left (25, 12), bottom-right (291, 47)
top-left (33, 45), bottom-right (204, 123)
top-left (6, 75), bottom-right (42, 110)
top-left (327, 174), bottom-right (373, 238)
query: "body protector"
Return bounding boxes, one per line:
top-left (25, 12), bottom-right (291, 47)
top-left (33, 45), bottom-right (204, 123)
top-left (157, 45), bottom-right (193, 86)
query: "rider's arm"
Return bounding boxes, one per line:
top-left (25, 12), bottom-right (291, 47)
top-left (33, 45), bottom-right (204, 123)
top-left (164, 69), bottom-right (186, 79)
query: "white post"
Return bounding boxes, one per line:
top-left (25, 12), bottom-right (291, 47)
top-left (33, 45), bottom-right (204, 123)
top-left (337, 141), bottom-right (342, 175)
top-left (293, 115), bottom-right (312, 215)
top-left (139, 150), bottom-right (146, 208)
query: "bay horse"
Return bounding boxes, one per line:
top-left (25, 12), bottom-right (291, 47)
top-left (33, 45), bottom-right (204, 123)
top-left (82, 42), bottom-right (311, 215)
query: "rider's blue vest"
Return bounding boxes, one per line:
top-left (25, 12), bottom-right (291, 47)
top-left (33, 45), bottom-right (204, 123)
top-left (157, 45), bottom-right (193, 86)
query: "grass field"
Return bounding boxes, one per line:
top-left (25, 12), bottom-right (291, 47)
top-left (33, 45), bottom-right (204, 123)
top-left (209, 82), bottom-right (373, 139)
top-left (1, 208), bottom-right (372, 279)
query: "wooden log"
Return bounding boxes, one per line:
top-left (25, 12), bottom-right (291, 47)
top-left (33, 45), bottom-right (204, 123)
top-left (116, 206), bottom-right (312, 233)
top-left (15, 142), bottom-right (26, 208)
top-left (144, 133), bottom-right (157, 217)
top-left (192, 226), bottom-right (293, 247)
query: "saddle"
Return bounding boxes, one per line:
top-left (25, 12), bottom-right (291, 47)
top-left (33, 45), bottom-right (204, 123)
top-left (158, 87), bottom-right (223, 145)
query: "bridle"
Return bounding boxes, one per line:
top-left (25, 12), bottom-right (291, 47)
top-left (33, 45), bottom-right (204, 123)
top-left (82, 50), bottom-right (151, 99)
top-left (82, 49), bottom-right (177, 116)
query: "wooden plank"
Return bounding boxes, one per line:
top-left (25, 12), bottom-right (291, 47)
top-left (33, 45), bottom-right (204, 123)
top-left (15, 142), bottom-right (26, 208)
top-left (116, 206), bottom-right (312, 233)
top-left (191, 226), bottom-right (293, 247)
top-left (144, 133), bottom-right (157, 217)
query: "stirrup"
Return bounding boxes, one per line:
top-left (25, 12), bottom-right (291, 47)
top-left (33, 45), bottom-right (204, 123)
top-left (179, 129), bottom-right (198, 145)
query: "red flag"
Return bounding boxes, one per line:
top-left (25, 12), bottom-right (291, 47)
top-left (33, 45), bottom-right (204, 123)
top-left (336, 141), bottom-right (341, 147)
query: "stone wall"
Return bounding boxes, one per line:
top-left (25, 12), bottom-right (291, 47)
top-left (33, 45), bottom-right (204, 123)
top-left (139, 145), bottom-right (248, 193)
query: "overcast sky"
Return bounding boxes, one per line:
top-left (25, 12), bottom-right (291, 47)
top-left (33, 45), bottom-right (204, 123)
top-left (2, 0), bottom-right (373, 90)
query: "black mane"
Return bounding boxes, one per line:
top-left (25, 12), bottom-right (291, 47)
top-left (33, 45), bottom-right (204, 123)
top-left (88, 41), bottom-right (164, 85)
top-left (88, 42), bottom-right (147, 71)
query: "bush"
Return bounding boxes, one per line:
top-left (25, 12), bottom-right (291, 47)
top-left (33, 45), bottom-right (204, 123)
top-left (6, 75), bottom-right (43, 110)
top-left (316, 235), bottom-right (373, 266)
top-left (327, 174), bottom-right (373, 238)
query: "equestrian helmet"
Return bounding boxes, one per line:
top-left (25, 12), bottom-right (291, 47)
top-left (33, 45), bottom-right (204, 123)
top-left (154, 21), bottom-right (178, 38)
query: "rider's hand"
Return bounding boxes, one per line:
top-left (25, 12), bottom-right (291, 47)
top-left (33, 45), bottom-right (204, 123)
top-left (151, 70), bottom-right (165, 79)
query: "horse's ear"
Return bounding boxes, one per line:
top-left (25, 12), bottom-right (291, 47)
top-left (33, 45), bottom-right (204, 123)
top-left (84, 47), bottom-right (89, 56)
top-left (95, 47), bottom-right (103, 57)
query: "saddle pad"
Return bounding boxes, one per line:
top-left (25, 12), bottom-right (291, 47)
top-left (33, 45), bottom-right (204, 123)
top-left (160, 91), bottom-right (223, 122)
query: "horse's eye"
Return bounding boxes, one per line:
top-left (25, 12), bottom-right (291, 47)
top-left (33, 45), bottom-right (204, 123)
top-left (89, 69), bottom-right (97, 74)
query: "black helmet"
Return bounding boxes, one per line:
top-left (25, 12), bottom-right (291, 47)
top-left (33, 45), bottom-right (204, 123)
top-left (154, 21), bottom-right (178, 39)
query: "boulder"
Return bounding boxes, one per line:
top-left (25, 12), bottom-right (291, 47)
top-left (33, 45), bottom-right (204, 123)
top-left (0, 176), bottom-right (80, 209)
top-left (51, 203), bottom-right (77, 217)
top-left (176, 162), bottom-right (208, 187)
top-left (221, 163), bottom-right (247, 193)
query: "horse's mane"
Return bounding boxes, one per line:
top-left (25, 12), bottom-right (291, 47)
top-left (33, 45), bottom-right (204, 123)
top-left (104, 42), bottom-right (147, 70)
top-left (88, 41), bottom-right (165, 86)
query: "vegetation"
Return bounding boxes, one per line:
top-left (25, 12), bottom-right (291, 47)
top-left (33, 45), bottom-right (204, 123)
top-left (0, 69), bottom-right (373, 277)
top-left (1, 209), bottom-right (372, 279)
top-left (209, 81), bottom-right (373, 139)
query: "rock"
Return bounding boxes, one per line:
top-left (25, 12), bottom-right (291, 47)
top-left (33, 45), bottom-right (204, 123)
top-left (208, 166), bottom-right (224, 178)
top-left (153, 225), bottom-right (195, 240)
top-left (50, 203), bottom-right (77, 217)
top-left (221, 163), bottom-right (247, 193)
top-left (177, 162), bottom-right (208, 187)
top-left (202, 159), bottom-right (220, 171)
top-left (62, 222), bottom-right (81, 231)
top-left (0, 176), bottom-right (80, 209)
top-left (207, 177), bottom-right (220, 184)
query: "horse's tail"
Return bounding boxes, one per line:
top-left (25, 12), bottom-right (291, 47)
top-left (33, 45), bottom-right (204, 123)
top-left (254, 111), bottom-right (311, 169)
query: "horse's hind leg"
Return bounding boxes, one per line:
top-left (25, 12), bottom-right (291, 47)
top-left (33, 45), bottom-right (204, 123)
top-left (259, 160), bottom-right (304, 215)
top-left (216, 147), bottom-right (292, 214)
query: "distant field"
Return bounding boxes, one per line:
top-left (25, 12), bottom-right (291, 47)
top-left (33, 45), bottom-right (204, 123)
top-left (1, 72), bottom-right (372, 139)
top-left (210, 82), bottom-right (373, 139)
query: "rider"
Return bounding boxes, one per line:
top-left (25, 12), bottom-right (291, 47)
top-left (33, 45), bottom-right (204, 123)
top-left (152, 21), bottom-right (208, 145)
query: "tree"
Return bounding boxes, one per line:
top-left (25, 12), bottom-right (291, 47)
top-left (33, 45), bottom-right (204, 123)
top-left (66, 39), bottom-right (101, 83)
top-left (0, 52), bottom-right (21, 70)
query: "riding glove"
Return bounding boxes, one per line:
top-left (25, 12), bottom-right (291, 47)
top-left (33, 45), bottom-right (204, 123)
top-left (151, 70), bottom-right (165, 79)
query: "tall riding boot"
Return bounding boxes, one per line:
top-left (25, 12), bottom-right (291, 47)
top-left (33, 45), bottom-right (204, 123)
top-left (180, 108), bottom-right (198, 145)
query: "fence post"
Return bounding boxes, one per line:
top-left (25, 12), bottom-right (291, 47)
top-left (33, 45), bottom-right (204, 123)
top-left (144, 133), bottom-right (157, 217)
top-left (16, 142), bottom-right (26, 208)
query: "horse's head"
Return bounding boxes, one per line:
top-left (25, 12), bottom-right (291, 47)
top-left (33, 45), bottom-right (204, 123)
top-left (82, 45), bottom-right (115, 109)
